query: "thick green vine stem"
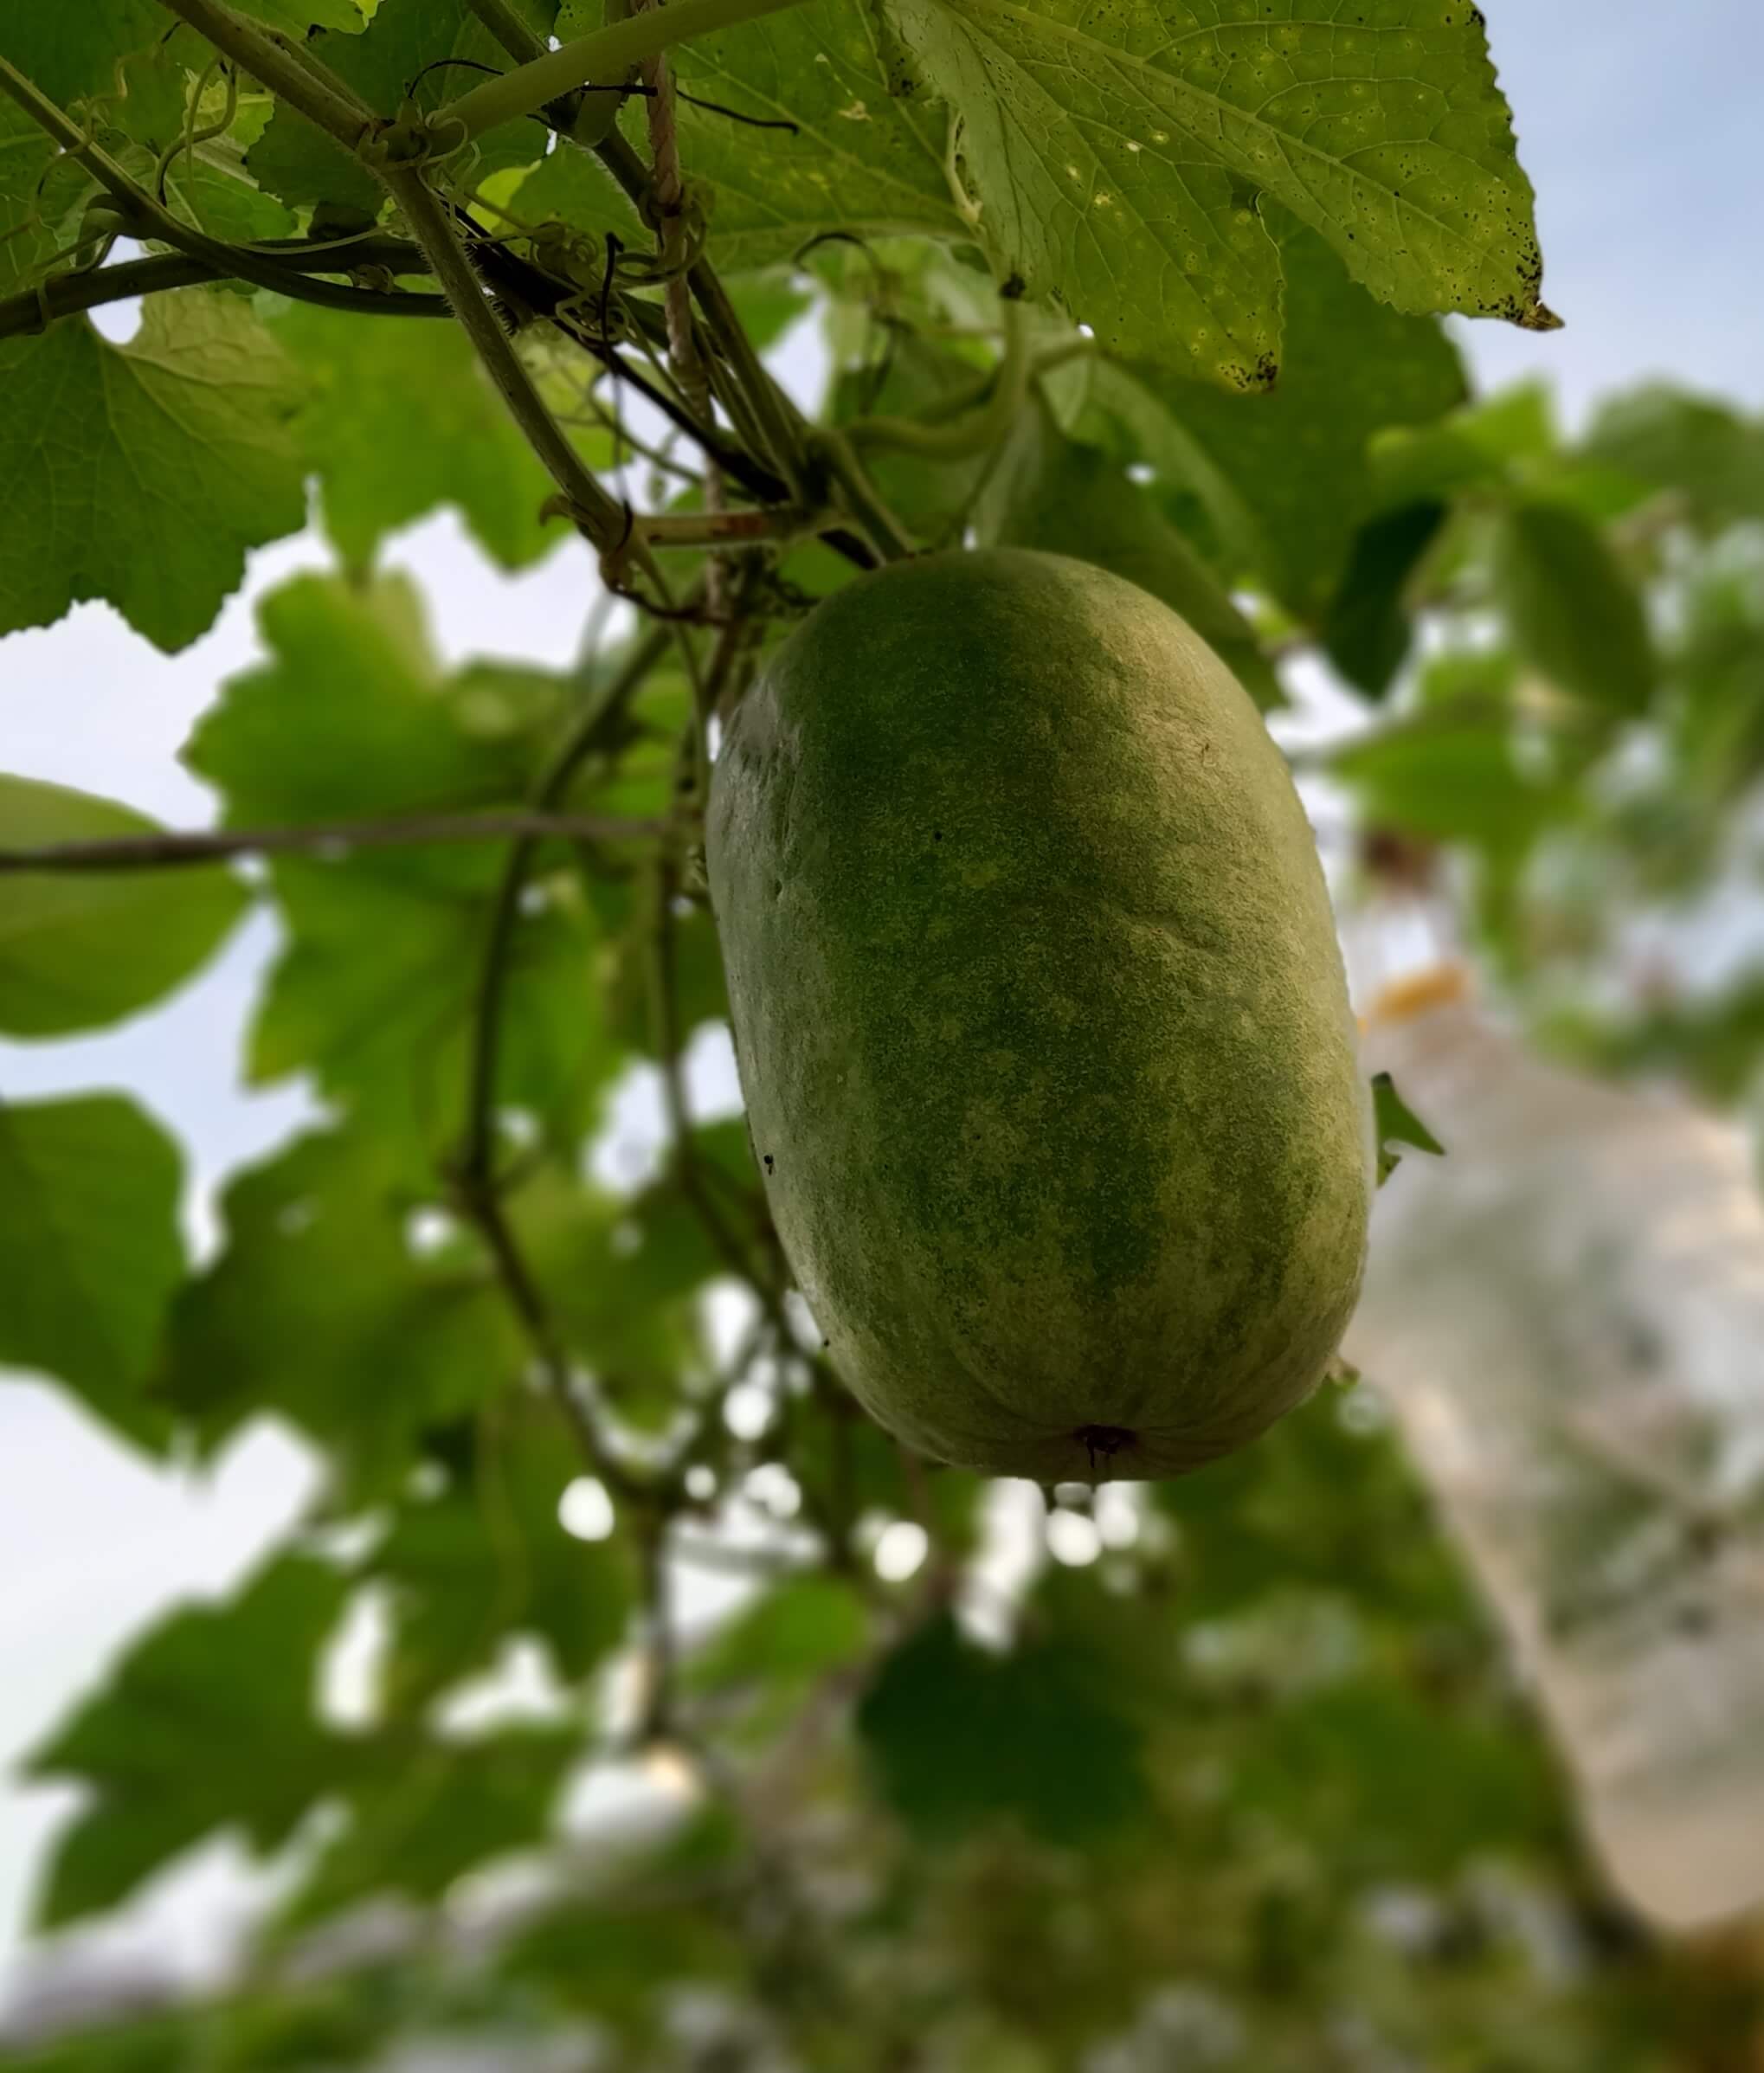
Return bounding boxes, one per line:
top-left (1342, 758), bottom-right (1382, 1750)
top-left (441, 0), bottom-right (814, 144)
top-left (0, 241), bottom-right (447, 343)
top-left (379, 166), bottom-right (634, 561)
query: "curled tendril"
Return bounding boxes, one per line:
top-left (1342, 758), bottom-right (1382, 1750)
top-left (417, 113), bottom-right (475, 174)
top-left (153, 56), bottom-right (238, 218)
top-left (526, 221), bottom-right (604, 293)
top-left (619, 194), bottom-right (710, 288)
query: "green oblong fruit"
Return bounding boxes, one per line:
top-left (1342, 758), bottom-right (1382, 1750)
top-left (707, 548), bottom-right (1373, 1483)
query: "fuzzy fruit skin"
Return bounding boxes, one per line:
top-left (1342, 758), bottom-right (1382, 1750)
top-left (707, 548), bottom-right (1374, 1483)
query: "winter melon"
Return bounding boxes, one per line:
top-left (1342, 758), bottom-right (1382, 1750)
top-left (707, 549), bottom-right (1372, 1482)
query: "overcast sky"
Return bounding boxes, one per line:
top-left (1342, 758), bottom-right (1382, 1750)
top-left (3, 0), bottom-right (1761, 1993)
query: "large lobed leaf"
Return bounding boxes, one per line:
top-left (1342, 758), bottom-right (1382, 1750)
top-left (881, 0), bottom-right (1553, 385)
top-left (184, 573), bottom-right (624, 1162)
top-left (271, 301), bottom-right (570, 573)
top-left (0, 293), bottom-right (307, 652)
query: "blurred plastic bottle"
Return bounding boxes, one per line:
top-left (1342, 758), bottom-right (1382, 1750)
top-left (1345, 963), bottom-right (1764, 1932)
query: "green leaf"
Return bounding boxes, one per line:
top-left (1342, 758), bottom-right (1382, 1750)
top-left (505, 141), bottom-right (648, 264)
top-left (271, 302), bottom-right (564, 571)
top-left (687, 1576), bottom-right (872, 1741)
top-left (235, 0), bottom-right (367, 32)
top-left (975, 394), bottom-right (1279, 706)
top-left (1581, 383), bottom-right (1764, 527)
top-left (181, 573), bottom-right (621, 1151)
top-left (513, 1162), bottom-right (723, 1429)
top-left (367, 1395), bottom-right (637, 1709)
top-left (293, 1724), bottom-right (581, 1918)
top-left (0, 90), bottom-right (89, 295)
top-left (825, 328), bottom-right (997, 543)
top-left (184, 572), bottom-right (563, 827)
top-left (0, 1095), bottom-right (183, 1447)
top-left (858, 1613), bottom-right (1148, 1844)
top-left (1670, 548), bottom-right (1764, 798)
top-left (1156, 1387), bottom-right (1471, 1622)
top-left (1369, 1068), bottom-right (1445, 1184)
top-left (1548, 972), bottom-right (1764, 1109)
top-left (882, 0), bottom-right (1551, 385)
top-left (673, 0), bottom-right (965, 269)
top-left (1493, 499), bottom-right (1657, 712)
top-left (0, 292), bottom-right (306, 651)
top-left (150, 145), bottom-right (299, 248)
top-left (506, 1896), bottom-right (741, 2032)
top-left (0, 776), bottom-right (248, 1035)
top-left (0, 4), bottom-right (164, 106)
top-left (259, 858), bottom-right (613, 1154)
top-left (248, 0), bottom-right (549, 216)
top-left (156, 1126), bottom-right (524, 1494)
top-left (1367, 380), bottom-right (1557, 510)
top-left (26, 1555), bottom-right (354, 1927)
top-left (1320, 500), bottom-right (1447, 698)
top-left (1332, 702), bottom-right (1567, 856)
top-left (1126, 214), bottom-right (1467, 617)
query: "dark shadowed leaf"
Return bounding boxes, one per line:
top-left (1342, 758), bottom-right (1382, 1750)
top-left (1581, 384), bottom-right (1764, 525)
top-left (292, 1724), bottom-right (582, 1920)
top-left (249, 0), bottom-right (552, 214)
top-left (1322, 501), bottom-right (1448, 699)
top-left (858, 1613), bottom-right (1147, 1845)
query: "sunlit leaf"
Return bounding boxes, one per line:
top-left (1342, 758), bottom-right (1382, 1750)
top-left (0, 292), bottom-right (306, 649)
top-left (883, 0), bottom-right (1551, 383)
top-left (184, 571), bottom-right (567, 827)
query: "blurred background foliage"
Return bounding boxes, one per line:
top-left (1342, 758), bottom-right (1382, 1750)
top-left (3, 1), bottom-right (1764, 2067)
